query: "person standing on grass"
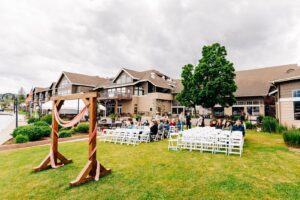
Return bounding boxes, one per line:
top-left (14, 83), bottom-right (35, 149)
top-left (240, 110), bottom-right (246, 123)
top-left (196, 115), bottom-right (205, 127)
top-left (232, 119), bottom-right (245, 136)
top-left (186, 112), bottom-right (192, 129)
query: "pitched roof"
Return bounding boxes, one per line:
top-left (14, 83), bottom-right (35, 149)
top-left (271, 68), bottom-right (300, 84)
top-left (33, 87), bottom-right (48, 93)
top-left (49, 82), bottom-right (56, 90)
top-left (172, 79), bottom-right (183, 94)
top-left (96, 68), bottom-right (175, 90)
top-left (62, 71), bottom-right (109, 87)
top-left (235, 64), bottom-right (298, 97)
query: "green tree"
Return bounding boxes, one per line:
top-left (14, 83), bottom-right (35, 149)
top-left (176, 64), bottom-right (197, 112)
top-left (18, 87), bottom-right (26, 103)
top-left (194, 43), bottom-right (237, 117)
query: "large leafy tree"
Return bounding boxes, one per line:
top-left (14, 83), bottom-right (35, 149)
top-left (194, 43), bottom-right (237, 116)
top-left (176, 64), bottom-right (197, 112)
top-left (177, 43), bottom-right (237, 117)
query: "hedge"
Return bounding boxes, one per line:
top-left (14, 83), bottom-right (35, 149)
top-left (40, 114), bottom-right (52, 125)
top-left (12, 125), bottom-right (51, 141)
top-left (75, 123), bottom-right (89, 133)
top-left (245, 121), bottom-right (254, 129)
top-left (15, 135), bottom-right (29, 143)
top-left (59, 130), bottom-right (72, 138)
top-left (33, 121), bottom-right (49, 127)
top-left (27, 117), bottom-right (39, 124)
top-left (283, 130), bottom-right (300, 147)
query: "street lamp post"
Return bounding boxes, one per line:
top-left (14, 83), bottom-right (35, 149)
top-left (15, 96), bottom-right (18, 127)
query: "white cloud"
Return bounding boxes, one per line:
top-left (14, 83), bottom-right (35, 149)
top-left (0, 0), bottom-right (299, 93)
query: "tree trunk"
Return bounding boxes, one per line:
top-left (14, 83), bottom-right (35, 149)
top-left (193, 105), bottom-right (197, 117)
top-left (211, 107), bottom-right (215, 119)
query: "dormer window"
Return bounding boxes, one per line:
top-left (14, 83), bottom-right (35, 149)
top-left (287, 69), bottom-right (295, 74)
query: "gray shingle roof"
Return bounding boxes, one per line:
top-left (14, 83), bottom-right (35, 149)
top-left (235, 64), bottom-right (298, 97)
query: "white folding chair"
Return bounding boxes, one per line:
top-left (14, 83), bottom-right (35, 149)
top-left (168, 132), bottom-right (179, 151)
top-left (228, 131), bottom-right (244, 157)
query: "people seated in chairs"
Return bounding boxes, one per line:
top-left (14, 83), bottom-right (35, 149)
top-left (232, 119), bottom-right (245, 136)
top-left (169, 119), bottom-right (176, 126)
top-left (150, 120), bottom-right (158, 142)
top-left (176, 119), bottom-right (182, 132)
top-left (223, 120), bottom-right (232, 131)
top-left (210, 119), bottom-right (217, 127)
top-left (158, 120), bottom-right (164, 139)
top-left (215, 119), bottom-right (223, 129)
top-left (127, 121), bottom-right (135, 129)
top-left (143, 120), bottom-right (150, 126)
top-left (163, 120), bottom-right (170, 138)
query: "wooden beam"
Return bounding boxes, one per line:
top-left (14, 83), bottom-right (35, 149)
top-left (51, 92), bottom-right (98, 101)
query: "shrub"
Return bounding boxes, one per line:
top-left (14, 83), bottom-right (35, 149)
top-left (231, 115), bottom-right (240, 121)
top-left (33, 121), bottom-right (49, 127)
top-left (262, 117), bottom-right (278, 133)
top-left (13, 125), bottom-right (42, 141)
top-left (245, 121), bottom-right (254, 129)
top-left (40, 114), bottom-right (52, 125)
top-left (75, 123), bottom-right (89, 133)
top-left (12, 125), bottom-right (50, 141)
top-left (276, 124), bottom-right (288, 134)
top-left (283, 130), bottom-right (300, 147)
top-left (27, 117), bottom-right (39, 124)
top-left (12, 126), bottom-right (27, 138)
top-left (59, 130), bottom-right (72, 138)
top-left (69, 127), bottom-right (77, 134)
top-left (38, 126), bottom-right (51, 137)
top-left (15, 135), bottom-right (29, 143)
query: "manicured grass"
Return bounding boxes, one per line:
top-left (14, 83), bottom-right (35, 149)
top-left (0, 131), bottom-right (300, 199)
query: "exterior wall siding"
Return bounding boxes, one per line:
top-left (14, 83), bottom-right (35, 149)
top-left (279, 81), bottom-right (300, 98)
top-left (279, 101), bottom-right (300, 128)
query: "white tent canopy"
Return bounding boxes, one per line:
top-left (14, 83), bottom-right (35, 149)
top-left (41, 100), bottom-right (106, 114)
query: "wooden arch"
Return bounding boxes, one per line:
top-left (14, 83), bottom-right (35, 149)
top-left (33, 92), bottom-right (111, 186)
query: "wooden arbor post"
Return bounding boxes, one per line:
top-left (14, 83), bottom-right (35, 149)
top-left (33, 92), bottom-right (111, 186)
top-left (70, 93), bottom-right (111, 186)
top-left (33, 99), bottom-right (72, 171)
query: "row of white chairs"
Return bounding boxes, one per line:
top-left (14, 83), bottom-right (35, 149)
top-left (168, 127), bottom-right (244, 157)
top-left (99, 128), bottom-right (150, 145)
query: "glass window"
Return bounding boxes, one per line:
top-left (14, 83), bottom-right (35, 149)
top-left (293, 90), bottom-right (300, 97)
top-left (247, 106), bottom-right (260, 116)
top-left (213, 107), bottom-right (224, 118)
top-left (232, 107), bottom-right (244, 115)
top-left (134, 86), bottom-right (144, 96)
top-left (294, 102), bottom-right (300, 120)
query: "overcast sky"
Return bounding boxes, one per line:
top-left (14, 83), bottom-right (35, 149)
top-left (0, 0), bottom-right (299, 94)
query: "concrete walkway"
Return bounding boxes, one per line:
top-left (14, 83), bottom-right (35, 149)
top-left (0, 114), bottom-right (27, 145)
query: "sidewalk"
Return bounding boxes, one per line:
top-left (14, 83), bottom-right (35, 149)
top-left (0, 114), bottom-right (27, 145)
top-left (0, 135), bottom-right (89, 152)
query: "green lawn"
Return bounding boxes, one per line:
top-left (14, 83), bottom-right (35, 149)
top-left (0, 131), bottom-right (300, 200)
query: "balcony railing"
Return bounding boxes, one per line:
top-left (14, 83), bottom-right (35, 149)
top-left (99, 92), bottom-right (132, 100)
